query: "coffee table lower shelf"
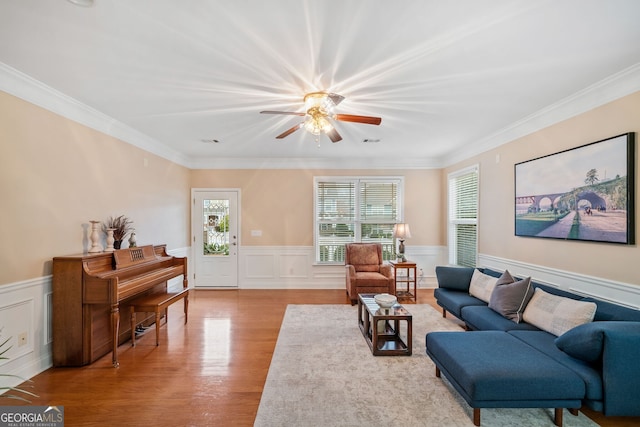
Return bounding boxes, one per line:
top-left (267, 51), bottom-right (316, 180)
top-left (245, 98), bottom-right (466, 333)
top-left (357, 294), bottom-right (412, 356)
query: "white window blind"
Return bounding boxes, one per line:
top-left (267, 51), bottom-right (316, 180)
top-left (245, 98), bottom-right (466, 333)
top-left (316, 181), bottom-right (355, 262)
top-left (315, 177), bottom-right (402, 263)
top-left (359, 181), bottom-right (398, 221)
top-left (448, 166), bottom-right (479, 267)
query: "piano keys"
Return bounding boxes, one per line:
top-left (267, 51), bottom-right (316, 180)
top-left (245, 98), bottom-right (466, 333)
top-left (52, 244), bottom-right (188, 367)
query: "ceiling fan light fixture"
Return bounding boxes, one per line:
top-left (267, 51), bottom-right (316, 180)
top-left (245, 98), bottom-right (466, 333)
top-left (303, 92), bottom-right (335, 114)
top-left (260, 91), bottom-right (379, 144)
top-left (304, 114), bottom-right (333, 135)
top-left (304, 97), bottom-right (334, 136)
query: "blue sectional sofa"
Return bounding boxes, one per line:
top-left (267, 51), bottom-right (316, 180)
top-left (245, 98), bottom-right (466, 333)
top-left (426, 265), bottom-right (640, 426)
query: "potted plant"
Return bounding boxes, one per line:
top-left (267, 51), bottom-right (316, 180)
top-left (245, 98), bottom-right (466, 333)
top-left (102, 215), bottom-right (134, 249)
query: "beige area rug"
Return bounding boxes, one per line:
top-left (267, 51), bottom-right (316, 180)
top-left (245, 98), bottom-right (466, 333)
top-left (254, 304), bottom-right (599, 427)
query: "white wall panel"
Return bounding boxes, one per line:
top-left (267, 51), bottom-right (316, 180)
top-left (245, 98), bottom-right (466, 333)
top-left (279, 253), bottom-right (310, 279)
top-left (244, 253), bottom-right (276, 279)
top-left (0, 276), bottom-right (51, 393)
top-left (238, 245), bottom-right (445, 289)
top-left (479, 253), bottom-right (640, 309)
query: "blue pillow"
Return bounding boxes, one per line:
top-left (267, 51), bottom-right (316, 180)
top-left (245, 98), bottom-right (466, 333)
top-left (554, 322), bottom-right (605, 362)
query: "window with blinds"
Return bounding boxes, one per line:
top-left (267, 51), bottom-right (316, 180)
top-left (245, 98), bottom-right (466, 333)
top-left (448, 165), bottom-right (479, 267)
top-left (314, 177), bottom-right (403, 263)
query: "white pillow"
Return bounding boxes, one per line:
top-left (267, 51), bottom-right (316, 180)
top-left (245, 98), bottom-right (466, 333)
top-left (522, 288), bottom-right (597, 336)
top-left (468, 269), bottom-right (498, 303)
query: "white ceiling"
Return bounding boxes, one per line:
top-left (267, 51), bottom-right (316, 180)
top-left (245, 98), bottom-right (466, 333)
top-left (1, 0), bottom-right (640, 169)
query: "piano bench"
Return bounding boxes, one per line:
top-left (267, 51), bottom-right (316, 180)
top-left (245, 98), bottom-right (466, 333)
top-left (129, 288), bottom-right (189, 347)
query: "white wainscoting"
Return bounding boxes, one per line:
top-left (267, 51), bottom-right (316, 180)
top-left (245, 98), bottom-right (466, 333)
top-left (479, 254), bottom-right (640, 309)
top-left (238, 245), bottom-right (447, 289)
top-left (0, 276), bottom-right (52, 392)
top-left (241, 246), bottom-right (343, 289)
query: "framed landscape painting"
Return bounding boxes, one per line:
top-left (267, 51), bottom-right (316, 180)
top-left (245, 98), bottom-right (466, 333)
top-left (514, 132), bottom-right (635, 244)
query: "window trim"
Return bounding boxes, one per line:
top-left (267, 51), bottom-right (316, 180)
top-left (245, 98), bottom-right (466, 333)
top-left (313, 176), bottom-right (405, 265)
top-left (447, 165), bottom-right (479, 267)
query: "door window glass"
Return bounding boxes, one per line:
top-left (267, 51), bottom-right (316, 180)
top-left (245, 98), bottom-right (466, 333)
top-left (203, 199), bottom-right (230, 256)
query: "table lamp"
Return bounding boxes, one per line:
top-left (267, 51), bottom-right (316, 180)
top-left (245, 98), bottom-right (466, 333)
top-left (393, 223), bottom-right (411, 262)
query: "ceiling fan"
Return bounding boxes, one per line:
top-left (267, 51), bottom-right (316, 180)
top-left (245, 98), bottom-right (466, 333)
top-left (260, 92), bottom-right (382, 143)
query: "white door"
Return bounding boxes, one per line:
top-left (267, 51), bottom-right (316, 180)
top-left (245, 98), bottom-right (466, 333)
top-left (192, 189), bottom-right (239, 288)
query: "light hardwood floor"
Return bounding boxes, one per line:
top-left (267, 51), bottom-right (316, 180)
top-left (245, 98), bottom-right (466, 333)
top-left (10, 289), bottom-right (640, 426)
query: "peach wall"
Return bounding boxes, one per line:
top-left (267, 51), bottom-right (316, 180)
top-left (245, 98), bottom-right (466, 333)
top-left (190, 169), bottom-right (442, 247)
top-left (0, 91), bottom-right (191, 285)
top-left (6, 83), bottom-right (636, 288)
top-left (443, 91), bottom-right (640, 286)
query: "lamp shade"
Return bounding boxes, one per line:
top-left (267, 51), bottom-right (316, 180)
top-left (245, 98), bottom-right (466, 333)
top-left (393, 223), bottom-right (411, 240)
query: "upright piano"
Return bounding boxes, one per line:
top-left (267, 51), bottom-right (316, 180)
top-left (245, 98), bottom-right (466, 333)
top-left (52, 244), bottom-right (188, 367)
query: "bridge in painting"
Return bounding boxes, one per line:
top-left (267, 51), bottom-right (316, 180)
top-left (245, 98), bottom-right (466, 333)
top-left (516, 190), bottom-right (607, 212)
top-left (515, 192), bottom-right (566, 212)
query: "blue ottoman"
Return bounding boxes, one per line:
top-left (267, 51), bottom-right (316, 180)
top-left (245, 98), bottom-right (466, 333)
top-left (425, 331), bottom-right (585, 426)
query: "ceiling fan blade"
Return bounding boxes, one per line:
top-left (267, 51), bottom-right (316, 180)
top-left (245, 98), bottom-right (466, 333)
top-left (327, 93), bottom-right (345, 106)
top-left (276, 123), bottom-right (304, 139)
top-left (326, 128), bottom-right (342, 143)
top-left (260, 111), bottom-right (306, 116)
top-left (334, 114), bottom-right (382, 125)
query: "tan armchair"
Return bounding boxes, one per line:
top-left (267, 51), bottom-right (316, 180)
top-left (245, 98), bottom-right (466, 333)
top-left (345, 243), bottom-right (395, 305)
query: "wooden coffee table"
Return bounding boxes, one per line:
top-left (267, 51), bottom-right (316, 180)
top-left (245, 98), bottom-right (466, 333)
top-left (357, 293), bottom-right (412, 356)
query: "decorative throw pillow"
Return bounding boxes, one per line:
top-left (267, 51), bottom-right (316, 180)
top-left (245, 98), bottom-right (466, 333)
top-left (523, 288), bottom-right (597, 336)
top-left (488, 275), bottom-right (534, 323)
top-left (556, 322), bottom-right (640, 362)
top-left (468, 269), bottom-right (499, 303)
top-left (495, 269), bottom-right (516, 286)
top-left (554, 322), bottom-right (606, 362)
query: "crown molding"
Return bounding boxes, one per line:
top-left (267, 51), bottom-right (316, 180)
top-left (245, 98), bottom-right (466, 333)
top-left (0, 62), bottom-right (435, 170)
top-left (189, 156), bottom-right (441, 170)
top-left (0, 62), bottom-right (191, 168)
top-left (441, 62), bottom-right (640, 168)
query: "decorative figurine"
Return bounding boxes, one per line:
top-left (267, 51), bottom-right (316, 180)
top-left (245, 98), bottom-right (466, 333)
top-left (128, 232), bottom-right (137, 248)
top-left (88, 220), bottom-right (103, 253)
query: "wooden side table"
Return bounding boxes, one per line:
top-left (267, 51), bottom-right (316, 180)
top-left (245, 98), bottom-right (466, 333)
top-left (389, 260), bottom-right (417, 302)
